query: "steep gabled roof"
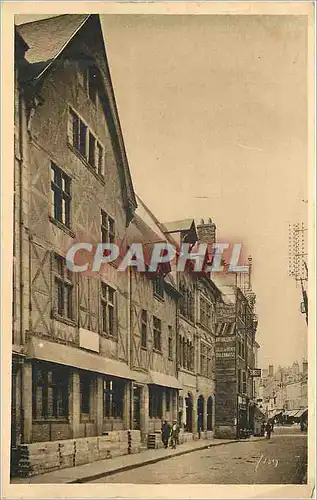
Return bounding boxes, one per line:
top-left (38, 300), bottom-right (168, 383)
top-left (16, 14), bottom-right (137, 221)
top-left (17, 14), bottom-right (89, 80)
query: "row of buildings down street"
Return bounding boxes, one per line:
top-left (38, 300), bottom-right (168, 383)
top-left (12, 14), bottom-right (260, 477)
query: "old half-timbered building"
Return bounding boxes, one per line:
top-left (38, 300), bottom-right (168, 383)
top-left (13, 15), bottom-right (138, 475)
top-left (126, 196), bottom-right (181, 448)
top-left (162, 218), bottom-right (220, 441)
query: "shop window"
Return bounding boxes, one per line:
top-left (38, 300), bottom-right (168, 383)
top-left (80, 373), bottom-right (91, 413)
top-left (149, 386), bottom-right (162, 419)
top-left (32, 362), bottom-right (69, 419)
top-left (50, 162), bottom-right (71, 228)
top-left (103, 378), bottom-right (124, 419)
top-left (153, 316), bottom-right (162, 352)
top-left (166, 389), bottom-right (171, 412)
top-left (80, 373), bottom-right (90, 414)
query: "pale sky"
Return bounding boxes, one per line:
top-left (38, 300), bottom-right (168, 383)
top-left (16, 14), bottom-right (308, 368)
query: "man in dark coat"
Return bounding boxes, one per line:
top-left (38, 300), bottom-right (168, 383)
top-left (161, 420), bottom-right (170, 448)
top-left (265, 420), bottom-right (272, 439)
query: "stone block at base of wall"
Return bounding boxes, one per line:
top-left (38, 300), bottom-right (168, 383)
top-left (14, 430), bottom-right (141, 477)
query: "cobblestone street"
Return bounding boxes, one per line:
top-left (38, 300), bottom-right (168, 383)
top-left (91, 427), bottom-right (307, 484)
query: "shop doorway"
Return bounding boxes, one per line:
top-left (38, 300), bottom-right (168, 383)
top-left (133, 386), bottom-right (141, 430)
top-left (207, 396), bottom-right (213, 430)
top-left (197, 395), bottom-right (204, 432)
top-left (185, 393), bottom-right (193, 432)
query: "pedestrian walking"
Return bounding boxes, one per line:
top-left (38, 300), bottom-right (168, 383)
top-left (265, 421), bottom-right (272, 439)
top-left (170, 420), bottom-right (179, 449)
top-left (161, 420), bottom-right (170, 449)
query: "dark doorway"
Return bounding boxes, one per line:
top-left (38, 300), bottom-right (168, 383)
top-left (207, 396), bottom-right (213, 430)
top-left (133, 386), bottom-right (141, 430)
top-left (185, 393), bottom-right (193, 432)
top-left (197, 395), bottom-right (204, 432)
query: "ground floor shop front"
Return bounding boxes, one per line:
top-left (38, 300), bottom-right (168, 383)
top-left (11, 339), bottom-right (217, 476)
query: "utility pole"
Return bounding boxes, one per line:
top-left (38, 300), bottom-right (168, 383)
top-left (288, 222), bottom-right (308, 325)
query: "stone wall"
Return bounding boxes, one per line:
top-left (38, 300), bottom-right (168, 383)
top-left (15, 430), bottom-right (141, 477)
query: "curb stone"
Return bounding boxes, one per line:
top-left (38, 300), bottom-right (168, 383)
top-left (70, 438), bottom-right (264, 484)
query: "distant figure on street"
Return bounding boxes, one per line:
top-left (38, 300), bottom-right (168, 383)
top-left (265, 421), bottom-right (272, 439)
top-left (161, 420), bottom-right (170, 449)
top-left (271, 419), bottom-right (274, 433)
top-left (170, 420), bottom-right (179, 449)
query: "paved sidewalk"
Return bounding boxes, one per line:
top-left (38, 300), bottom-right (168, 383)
top-left (11, 437), bottom-right (263, 484)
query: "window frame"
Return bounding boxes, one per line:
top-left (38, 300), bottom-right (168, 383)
top-left (141, 310), bottom-right (147, 348)
top-left (153, 275), bottom-right (164, 300)
top-left (101, 282), bottom-right (116, 338)
top-left (153, 316), bottom-right (162, 352)
top-left (53, 253), bottom-right (74, 322)
top-left (101, 210), bottom-right (116, 245)
top-left (68, 106), bottom-right (105, 179)
top-left (168, 326), bottom-right (173, 360)
top-left (50, 162), bottom-right (71, 229)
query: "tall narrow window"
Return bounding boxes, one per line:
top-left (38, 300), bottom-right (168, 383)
top-left (97, 143), bottom-right (104, 176)
top-left (53, 254), bottom-right (73, 320)
top-left (207, 348), bottom-right (212, 377)
top-left (88, 132), bottom-right (96, 168)
top-left (141, 310), bottom-right (147, 348)
top-left (101, 282), bottom-right (116, 336)
top-left (168, 326), bottom-right (173, 359)
top-left (153, 275), bottom-right (164, 299)
top-left (101, 211), bottom-right (115, 245)
top-left (153, 316), bottom-right (162, 352)
top-left (51, 163), bottom-right (71, 227)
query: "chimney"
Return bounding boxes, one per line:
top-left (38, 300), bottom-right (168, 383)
top-left (302, 360), bottom-right (308, 374)
top-left (248, 255), bottom-right (252, 290)
top-left (196, 218), bottom-right (217, 246)
top-left (269, 364), bottom-right (274, 378)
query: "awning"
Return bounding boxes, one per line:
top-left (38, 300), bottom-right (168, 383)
top-left (285, 409), bottom-right (300, 417)
top-left (27, 337), bottom-right (133, 380)
top-left (149, 370), bottom-right (182, 390)
top-left (294, 408), bottom-right (308, 418)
